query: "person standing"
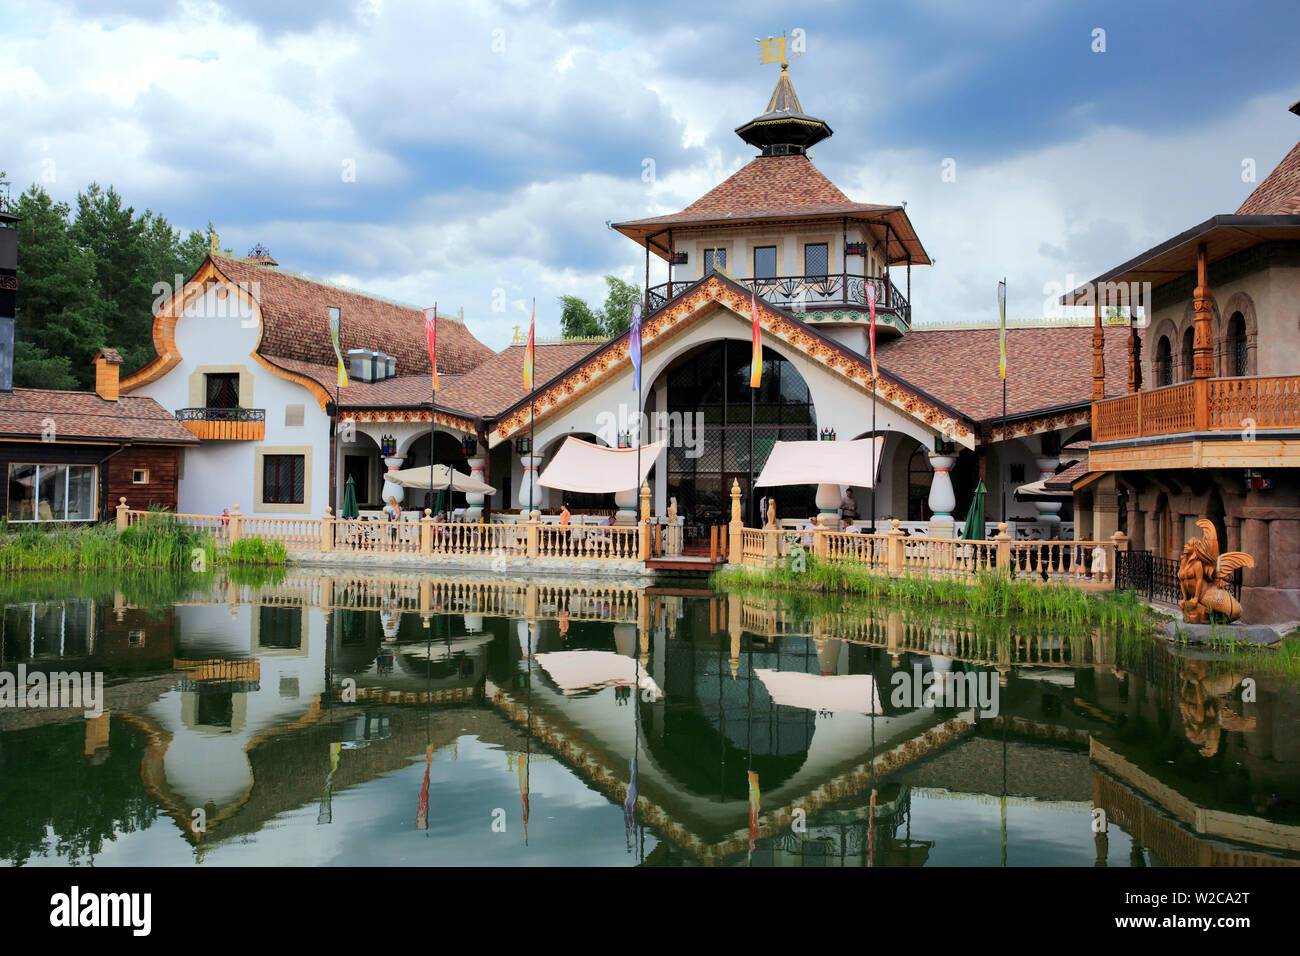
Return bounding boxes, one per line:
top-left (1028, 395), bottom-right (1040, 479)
top-left (840, 487), bottom-right (858, 522)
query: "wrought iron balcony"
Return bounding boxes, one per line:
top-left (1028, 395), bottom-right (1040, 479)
top-left (176, 406), bottom-right (267, 440)
top-left (646, 272), bottom-right (910, 326)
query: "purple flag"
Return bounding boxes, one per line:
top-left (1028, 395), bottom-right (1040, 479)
top-left (630, 301), bottom-right (642, 392)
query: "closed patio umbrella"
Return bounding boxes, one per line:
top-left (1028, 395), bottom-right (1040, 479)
top-left (961, 479), bottom-right (986, 541)
top-left (342, 475), bottom-right (359, 519)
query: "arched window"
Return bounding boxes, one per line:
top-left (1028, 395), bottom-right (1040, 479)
top-left (1225, 312), bottom-right (1247, 377)
top-left (1155, 336), bottom-right (1173, 387)
top-left (907, 445), bottom-right (933, 522)
top-left (1180, 327), bottom-right (1195, 382)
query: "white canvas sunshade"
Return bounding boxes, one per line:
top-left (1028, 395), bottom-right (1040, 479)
top-left (755, 669), bottom-right (882, 715)
top-left (534, 650), bottom-right (663, 700)
top-left (387, 463), bottom-right (495, 495)
top-left (538, 436), bottom-right (667, 494)
top-left (754, 436), bottom-right (885, 488)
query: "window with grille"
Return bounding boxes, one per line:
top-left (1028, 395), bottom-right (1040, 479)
top-left (1226, 313), bottom-right (1247, 376)
top-left (1155, 336), bottom-right (1173, 387)
top-left (804, 243), bottom-right (828, 277)
top-left (206, 372), bottom-right (240, 409)
top-left (263, 454), bottom-right (305, 504)
top-left (1180, 327), bottom-right (1195, 382)
top-left (753, 246), bottom-right (777, 279)
top-left (704, 248), bottom-right (727, 275)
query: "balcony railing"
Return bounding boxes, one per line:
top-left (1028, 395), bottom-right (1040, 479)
top-left (176, 406), bottom-right (267, 441)
top-left (647, 272), bottom-right (909, 325)
top-left (1093, 374), bottom-right (1300, 442)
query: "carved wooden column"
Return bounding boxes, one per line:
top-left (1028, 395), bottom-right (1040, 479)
top-left (1092, 296), bottom-right (1105, 400)
top-left (1193, 242), bottom-right (1215, 379)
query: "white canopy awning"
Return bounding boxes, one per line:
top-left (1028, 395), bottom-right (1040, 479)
top-left (538, 436), bottom-right (667, 494)
top-left (755, 669), bottom-right (882, 715)
top-left (754, 436), bottom-right (885, 488)
top-left (1013, 478), bottom-right (1072, 501)
top-left (534, 651), bottom-right (663, 699)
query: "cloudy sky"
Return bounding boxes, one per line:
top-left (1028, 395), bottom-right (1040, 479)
top-left (5, 0), bottom-right (1299, 349)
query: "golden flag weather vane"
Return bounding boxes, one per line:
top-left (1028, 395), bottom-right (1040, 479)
top-left (755, 30), bottom-right (805, 66)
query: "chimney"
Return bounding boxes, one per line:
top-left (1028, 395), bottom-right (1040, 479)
top-left (94, 348), bottom-right (123, 401)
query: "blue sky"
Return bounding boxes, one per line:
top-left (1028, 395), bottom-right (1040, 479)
top-left (4, 0), bottom-right (1299, 349)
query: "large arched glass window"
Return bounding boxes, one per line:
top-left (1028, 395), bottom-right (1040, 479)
top-left (662, 340), bottom-right (815, 534)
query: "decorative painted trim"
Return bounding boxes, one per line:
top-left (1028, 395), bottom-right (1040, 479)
top-left (492, 274), bottom-right (975, 447)
top-left (988, 408), bottom-right (1092, 441)
top-left (346, 408), bottom-right (473, 431)
top-left (120, 258), bottom-right (236, 391)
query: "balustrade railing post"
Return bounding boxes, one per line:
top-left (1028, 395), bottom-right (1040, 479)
top-left (421, 509), bottom-right (434, 554)
top-left (320, 506), bottom-right (334, 551)
top-left (995, 522), bottom-right (1011, 577)
top-left (814, 514), bottom-right (828, 560)
top-left (229, 505), bottom-right (242, 544)
top-left (526, 513), bottom-right (539, 559)
top-left (727, 478), bottom-right (744, 565)
top-left (887, 519), bottom-right (905, 577)
top-left (115, 497), bottom-right (129, 531)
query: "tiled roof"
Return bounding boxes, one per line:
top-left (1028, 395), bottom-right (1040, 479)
top-left (0, 389), bottom-right (199, 444)
top-left (96, 347), bottom-right (123, 364)
top-left (1045, 457), bottom-right (1091, 491)
top-left (209, 256), bottom-right (495, 377)
top-left (1236, 139), bottom-right (1300, 215)
top-left (618, 155), bottom-right (892, 227)
top-left (436, 341), bottom-right (605, 417)
top-left (876, 325), bottom-right (1133, 422)
top-left (264, 356), bottom-right (464, 408)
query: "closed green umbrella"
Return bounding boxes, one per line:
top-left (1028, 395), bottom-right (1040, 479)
top-left (961, 479), bottom-right (986, 541)
top-left (342, 475), bottom-right (359, 519)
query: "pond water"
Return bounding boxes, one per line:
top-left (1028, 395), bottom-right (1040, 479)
top-left (0, 570), bottom-right (1296, 867)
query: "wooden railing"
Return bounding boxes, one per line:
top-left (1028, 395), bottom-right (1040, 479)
top-left (114, 499), bottom-right (651, 565)
top-left (1093, 374), bottom-right (1299, 441)
top-left (728, 517), bottom-right (1122, 587)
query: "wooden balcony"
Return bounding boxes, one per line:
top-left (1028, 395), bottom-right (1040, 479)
top-left (176, 407), bottom-right (266, 441)
top-left (647, 272), bottom-right (909, 326)
top-left (1091, 374), bottom-right (1300, 470)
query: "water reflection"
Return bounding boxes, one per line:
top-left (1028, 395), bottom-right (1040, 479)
top-left (0, 570), bottom-right (1296, 867)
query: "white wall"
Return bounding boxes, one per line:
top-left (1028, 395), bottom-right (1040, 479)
top-left (130, 283), bottom-right (331, 516)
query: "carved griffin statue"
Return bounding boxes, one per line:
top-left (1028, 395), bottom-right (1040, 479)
top-left (1178, 519), bottom-right (1255, 624)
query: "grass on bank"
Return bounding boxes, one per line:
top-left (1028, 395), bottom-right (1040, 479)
top-left (713, 556), bottom-right (1154, 629)
top-left (0, 512), bottom-right (287, 572)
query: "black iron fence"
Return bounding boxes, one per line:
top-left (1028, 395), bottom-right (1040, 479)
top-left (646, 272), bottom-right (910, 324)
top-left (175, 407), bottom-right (267, 423)
top-left (1116, 549), bottom-right (1243, 606)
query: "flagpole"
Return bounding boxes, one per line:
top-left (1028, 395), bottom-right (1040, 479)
top-left (436, 303), bottom-right (441, 520)
top-left (1001, 277), bottom-right (1008, 524)
top-left (871, 386), bottom-right (877, 534)
top-left (529, 298), bottom-right (535, 516)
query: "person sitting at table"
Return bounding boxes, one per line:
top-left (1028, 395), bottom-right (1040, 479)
top-left (843, 520), bottom-right (861, 534)
top-left (560, 502), bottom-right (572, 526)
top-left (840, 487), bottom-right (858, 522)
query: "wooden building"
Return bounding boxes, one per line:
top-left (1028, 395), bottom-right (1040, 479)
top-left (1062, 100), bottom-right (1300, 622)
top-left (0, 348), bottom-right (200, 522)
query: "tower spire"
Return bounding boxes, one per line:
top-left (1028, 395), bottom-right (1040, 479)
top-left (734, 63), bottom-right (833, 156)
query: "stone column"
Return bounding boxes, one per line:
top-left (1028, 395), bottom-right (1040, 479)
top-left (1143, 510), bottom-right (1158, 556)
top-left (1093, 476), bottom-right (1120, 541)
top-left (1129, 506), bottom-right (1146, 551)
top-left (927, 453), bottom-right (957, 539)
top-left (1032, 455), bottom-right (1062, 531)
top-left (1241, 518), bottom-right (1270, 589)
top-left (381, 455), bottom-right (406, 505)
top-left (516, 455), bottom-right (542, 512)
top-left (463, 456), bottom-right (486, 522)
top-left (1226, 514), bottom-right (1242, 554)
top-left (815, 483), bottom-right (842, 530)
top-left (1171, 511), bottom-right (1187, 558)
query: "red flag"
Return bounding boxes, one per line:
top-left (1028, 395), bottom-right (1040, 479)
top-left (749, 294), bottom-right (761, 388)
top-left (524, 300), bottom-right (535, 389)
top-left (423, 306), bottom-right (439, 392)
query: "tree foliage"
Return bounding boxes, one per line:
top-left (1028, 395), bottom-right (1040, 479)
top-left (10, 177), bottom-right (213, 390)
top-left (556, 275), bottom-right (643, 340)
